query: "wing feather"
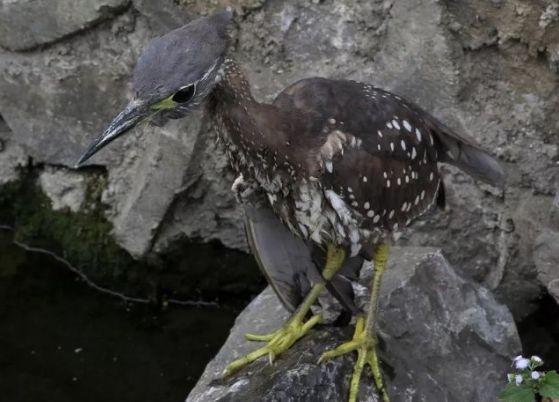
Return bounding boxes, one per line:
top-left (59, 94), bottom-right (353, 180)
top-left (275, 77), bottom-right (504, 188)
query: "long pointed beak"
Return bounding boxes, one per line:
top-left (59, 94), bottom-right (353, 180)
top-left (76, 101), bottom-right (147, 167)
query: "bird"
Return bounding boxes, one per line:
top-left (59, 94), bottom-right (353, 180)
top-left (76, 10), bottom-right (505, 402)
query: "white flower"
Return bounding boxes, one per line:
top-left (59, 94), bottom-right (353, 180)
top-left (531, 356), bottom-right (543, 364)
top-left (515, 358), bottom-right (530, 370)
top-left (513, 355), bottom-right (524, 362)
top-left (531, 371), bottom-right (541, 380)
top-left (507, 373), bottom-right (515, 383)
top-left (515, 374), bottom-right (523, 385)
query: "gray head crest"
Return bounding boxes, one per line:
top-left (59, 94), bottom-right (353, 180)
top-left (133, 10), bottom-right (233, 102)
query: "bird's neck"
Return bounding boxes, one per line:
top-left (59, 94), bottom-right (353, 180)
top-left (211, 58), bottom-right (283, 152)
top-left (210, 58), bottom-right (303, 188)
top-left (214, 58), bottom-right (255, 103)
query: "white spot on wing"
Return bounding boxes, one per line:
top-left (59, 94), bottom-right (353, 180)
top-left (403, 120), bottom-right (412, 132)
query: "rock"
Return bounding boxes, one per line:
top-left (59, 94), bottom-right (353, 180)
top-left (132, 0), bottom-right (192, 34)
top-left (0, 139), bottom-right (27, 186)
top-left (0, 0), bottom-right (130, 51)
top-left (38, 167), bottom-right (87, 213)
top-left (534, 229), bottom-right (559, 305)
top-left (0, 0), bottom-right (557, 320)
top-left (0, 12), bottom-right (150, 167)
top-left (533, 182), bottom-right (559, 306)
top-left (187, 247), bottom-right (521, 402)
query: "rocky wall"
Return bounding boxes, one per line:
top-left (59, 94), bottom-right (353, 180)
top-left (0, 0), bottom-right (557, 321)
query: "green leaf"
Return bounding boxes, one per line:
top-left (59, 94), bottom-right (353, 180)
top-left (540, 371), bottom-right (559, 398)
top-left (499, 383), bottom-right (536, 402)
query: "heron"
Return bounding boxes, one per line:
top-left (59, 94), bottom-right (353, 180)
top-left (76, 11), bottom-right (505, 402)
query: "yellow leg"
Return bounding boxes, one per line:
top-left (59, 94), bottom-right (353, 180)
top-left (319, 243), bottom-right (390, 402)
top-left (223, 244), bottom-right (346, 377)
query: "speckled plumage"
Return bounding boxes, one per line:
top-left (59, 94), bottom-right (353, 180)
top-left (208, 59), bottom-right (502, 258)
top-left (78, 10), bottom-right (503, 262)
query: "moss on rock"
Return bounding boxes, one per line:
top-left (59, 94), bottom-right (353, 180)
top-left (0, 166), bottom-right (154, 298)
top-left (0, 165), bottom-right (264, 307)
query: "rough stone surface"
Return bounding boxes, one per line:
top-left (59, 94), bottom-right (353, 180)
top-left (38, 167), bottom-right (88, 213)
top-left (0, 0), bottom-right (557, 316)
top-left (0, 139), bottom-right (27, 186)
top-left (534, 229), bottom-right (559, 305)
top-left (188, 248), bottom-right (521, 402)
top-left (533, 183), bottom-right (559, 305)
top-left (0, 0), bottom-right (129, 51)
top-left (132, 0), bottom-right (192, 35)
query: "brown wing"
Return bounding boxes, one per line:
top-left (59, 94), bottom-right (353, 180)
top-left (274, 78), bottom-right (503, 230)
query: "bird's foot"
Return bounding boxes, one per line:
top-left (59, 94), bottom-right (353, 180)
top-left (319, 315), bottom-right (389, 402)
top-left (223, 312), bottom-right (323, 377)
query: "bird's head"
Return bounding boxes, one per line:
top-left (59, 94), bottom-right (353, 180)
top-left (76, 10), bottom-right (232, 166)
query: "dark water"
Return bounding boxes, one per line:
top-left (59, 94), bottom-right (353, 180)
top-left (0, 231), bottom-right (237, 402)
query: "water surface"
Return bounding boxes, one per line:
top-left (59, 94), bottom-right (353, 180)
top-left (0, 230), bottom-right (237, 402)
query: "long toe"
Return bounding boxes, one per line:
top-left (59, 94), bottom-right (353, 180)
top-left (319, 316), bottom-right (389, 402)
top-left (222, 313), bottom-right (322, 378)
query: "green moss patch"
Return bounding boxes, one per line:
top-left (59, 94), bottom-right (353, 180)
top-left (0, 166), bottom-right (264, 307)
top-left (0, 166), bottom-right (153, 297)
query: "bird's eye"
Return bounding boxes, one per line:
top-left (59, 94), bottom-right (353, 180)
top-left (172, 84), bottom-right (196, 103)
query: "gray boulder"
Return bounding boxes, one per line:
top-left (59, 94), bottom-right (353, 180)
top-left (187, 247), bottom-right (521, 402)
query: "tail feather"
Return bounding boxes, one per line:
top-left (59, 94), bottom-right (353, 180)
top-left (429, 119), bottom-right (506, 189)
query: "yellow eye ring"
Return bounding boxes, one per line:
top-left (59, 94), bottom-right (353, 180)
top-left (150, 83), bottom-right (196, 110)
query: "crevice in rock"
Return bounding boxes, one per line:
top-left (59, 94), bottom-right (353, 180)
top-left (0, 113), bottom-right (7, 151)
top-left (517, 291), bottom-right (559, 369)
top-left (0, 112), bottom-right (10, 137)
top-left (153, 235), bottom-right (265, 310)
top-left (0, 0), bottom-right (133, 54)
